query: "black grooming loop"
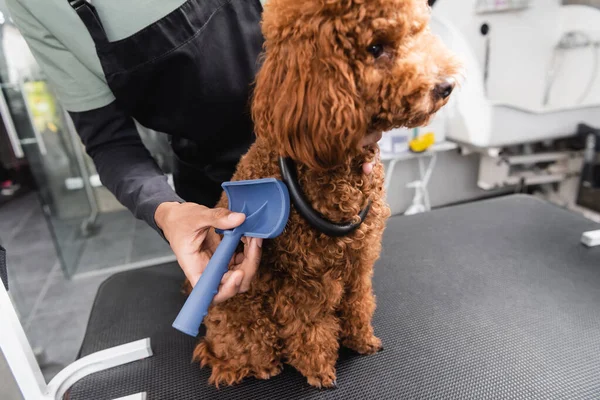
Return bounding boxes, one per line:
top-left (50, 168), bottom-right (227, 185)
top-left (279, 157), bottom-right (371, 237)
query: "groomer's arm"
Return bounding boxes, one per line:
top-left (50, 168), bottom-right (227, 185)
top-left (71, 105), bottom-right (262, 299)
top-left (6, 0), bottom-right (260, 301)
top-left (69, 103), bottom-right (182, 234)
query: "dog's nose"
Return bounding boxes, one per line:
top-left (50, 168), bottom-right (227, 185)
top-left (434, 80), bottom-right (455, 100)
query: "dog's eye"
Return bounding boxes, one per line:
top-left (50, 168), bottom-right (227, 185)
top-left (367, 44), bottom-right (384, 58)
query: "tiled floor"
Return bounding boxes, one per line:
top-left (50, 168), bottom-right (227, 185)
top-left (0, 192), bottom-right (174, 385)
top-left (52, 210), bottom-right (173, 276)
top-left (0, 350), bottom-right (23, 400)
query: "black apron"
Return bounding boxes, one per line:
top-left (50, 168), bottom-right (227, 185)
top-left (69, 0), bottom-right (264, 207)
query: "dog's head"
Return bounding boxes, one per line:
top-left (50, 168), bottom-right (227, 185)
top-left (252, 0), bottom-right (461, 171)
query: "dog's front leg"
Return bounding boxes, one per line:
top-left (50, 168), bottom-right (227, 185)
top-left (194, 298), bottom-right (283, 387)
top-left (284, 314), bottom-right (340, 388)
top-left (276, 286), bottom-right (340, 388)
top-left (338, 261), bottom-right (382, 355)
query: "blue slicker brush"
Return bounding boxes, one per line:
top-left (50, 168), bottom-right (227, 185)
top-left (173, 178), bottom-right (290, 337)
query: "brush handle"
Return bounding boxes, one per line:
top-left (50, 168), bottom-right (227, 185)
top-left (172, 232), bottom-right (242, 337)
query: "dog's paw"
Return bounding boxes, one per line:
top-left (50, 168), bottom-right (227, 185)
top-left (343, 335), bottom-right (382, 355)
top-left (193, 341), bottom-right (212, 367)
top-left (195, 342), bottom-right (247, 388)
top-left (208, 365), bottom-right (248, 388)
top-left (254, 363), bottom-right (283, 380)
top-left (306, 368), bottom-right (337, 389)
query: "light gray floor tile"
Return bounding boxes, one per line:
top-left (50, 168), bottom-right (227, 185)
top-left (0, 210), bottom-right (31, 242)
top-left (0, 350), bottom-right (23, 400)
top-left (4, 215), bottom-right (54, 255)
top-left (57, 241), bottom-right (86, 277)
top-left (7, 276), bottom-right (46, 321)
top-left (0, 194), bottom-right (38, 233)
top-left (25, 309), bottom-right (91, 380)
top-left (34, 272), bottom-right (106, 317)
top-left (89, 210), bottom-right (136, 238)
top-left (77, 234), bottom-right (132, 272)
top-left (129, 224), bottom-right (172, 263)
top-left (134, 218), bottom-right (152, 231)
top-left (5, 246), bottom-right (57, 285)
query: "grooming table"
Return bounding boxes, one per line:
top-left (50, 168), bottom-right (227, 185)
top-left (67, 195), bottom-right (600, 399)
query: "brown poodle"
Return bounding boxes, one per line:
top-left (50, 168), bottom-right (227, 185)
top-left (190, 0), bottom-right (460, 388)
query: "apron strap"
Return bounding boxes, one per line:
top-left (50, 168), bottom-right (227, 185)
top-left (0, 245), bottom-right (7, 291)
top-left (68, 0), bottom-right (110, 45)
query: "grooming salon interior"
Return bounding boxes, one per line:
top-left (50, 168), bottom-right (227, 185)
top-left (1, 0), bottom-right (600, 399)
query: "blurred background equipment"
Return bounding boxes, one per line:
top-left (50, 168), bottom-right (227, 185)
top-left (426, 0), bottom-right (599, 222)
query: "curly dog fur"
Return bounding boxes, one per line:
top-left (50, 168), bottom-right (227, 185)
top-left (189, 0), bottom-right (460, 388)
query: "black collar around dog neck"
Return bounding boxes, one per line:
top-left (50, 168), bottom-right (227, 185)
top-left (278, 157), bottom-right (371, 237)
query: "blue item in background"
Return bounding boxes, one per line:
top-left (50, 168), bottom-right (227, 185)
top-left (172, 178), bottom-right (291, 337)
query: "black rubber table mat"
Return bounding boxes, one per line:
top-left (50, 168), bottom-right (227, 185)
top-left (67, 195), bottom-right (600, 399)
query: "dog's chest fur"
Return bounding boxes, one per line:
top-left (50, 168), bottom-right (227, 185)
top-left (222, 139), bottom-right (389, 286)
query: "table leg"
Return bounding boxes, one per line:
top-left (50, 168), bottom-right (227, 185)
top-left (384, 158), bottom-right (399, 193)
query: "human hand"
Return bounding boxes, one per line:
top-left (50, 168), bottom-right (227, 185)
top-left (155, 202), bottom-right (262, 304)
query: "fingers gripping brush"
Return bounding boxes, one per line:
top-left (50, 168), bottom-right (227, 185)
top-left (173, 178), bottom-right (290, 337)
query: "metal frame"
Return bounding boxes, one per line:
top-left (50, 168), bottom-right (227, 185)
top-left (404, 153), bottom-right (439, 215)
top-left (383, 141), bottom-right (458, 195)
top-left (476, 148), bottom-right (583, 190)
top-left (0, 84), bottom-right (24, 158)
top-left (19, 79), bottom-right (48, 155)
top-left (62, 110), bottom-right (101, 237)
top-left (0, 280), bottom-right (152, 399)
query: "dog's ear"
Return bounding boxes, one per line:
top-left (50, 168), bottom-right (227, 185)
top-left (252, 33), bottom-right (366, 171)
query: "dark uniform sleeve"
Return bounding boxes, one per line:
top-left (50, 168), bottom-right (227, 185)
top-left (69, 101), bottom-right (184, 236)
